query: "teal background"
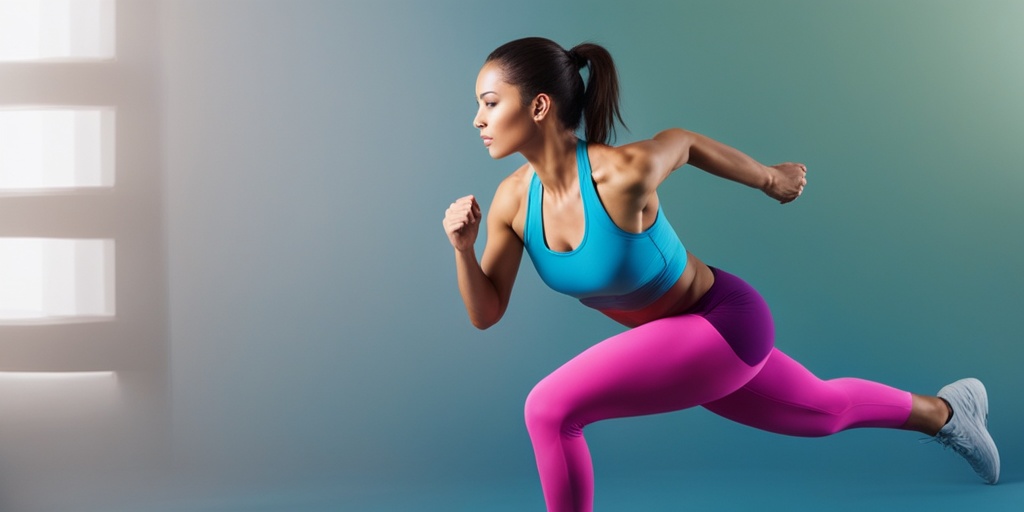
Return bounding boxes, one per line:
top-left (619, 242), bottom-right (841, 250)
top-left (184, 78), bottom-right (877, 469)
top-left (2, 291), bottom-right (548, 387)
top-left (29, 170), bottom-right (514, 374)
top-left (154, 0), bottom-right (1023, 510)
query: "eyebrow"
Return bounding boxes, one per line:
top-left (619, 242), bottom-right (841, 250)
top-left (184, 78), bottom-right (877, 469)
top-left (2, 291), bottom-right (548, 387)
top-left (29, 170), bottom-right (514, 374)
top-left (478, 91), bottom-right (497, 99)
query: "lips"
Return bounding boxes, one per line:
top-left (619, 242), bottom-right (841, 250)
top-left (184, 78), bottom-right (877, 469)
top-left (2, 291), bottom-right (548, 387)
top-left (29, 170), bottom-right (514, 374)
top-left (481, 136), bottom-right (493, 147)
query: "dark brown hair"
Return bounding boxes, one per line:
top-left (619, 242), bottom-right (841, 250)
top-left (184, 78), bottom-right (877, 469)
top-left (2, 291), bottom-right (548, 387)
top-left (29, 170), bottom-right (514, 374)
top-left (486, 37), bottom-right (626, 145)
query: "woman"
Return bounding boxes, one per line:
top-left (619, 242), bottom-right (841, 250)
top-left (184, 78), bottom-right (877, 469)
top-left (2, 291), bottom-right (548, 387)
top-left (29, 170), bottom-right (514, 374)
top-left (442, 37), bottom-right (998, 511)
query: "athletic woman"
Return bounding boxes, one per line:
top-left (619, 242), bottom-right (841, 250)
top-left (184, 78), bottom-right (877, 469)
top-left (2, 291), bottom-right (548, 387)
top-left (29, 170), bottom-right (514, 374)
top-left (442, 37), bottom-right (999, 511)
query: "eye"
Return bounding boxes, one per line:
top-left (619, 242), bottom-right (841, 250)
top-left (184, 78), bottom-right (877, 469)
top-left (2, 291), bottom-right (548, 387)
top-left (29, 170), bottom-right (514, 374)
top-left (485, 102), bottom-right (497, 108)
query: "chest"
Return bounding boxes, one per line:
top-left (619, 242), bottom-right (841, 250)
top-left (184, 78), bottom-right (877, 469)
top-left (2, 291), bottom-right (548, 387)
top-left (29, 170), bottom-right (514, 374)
top-left (513, 178), bottom-right (659, 253)
top-left (539, 190), bottom-right (586, 252)
top-left (524, 175), bottom-right (677, 297)
top-left (522, 194), bottom-right (672, 301)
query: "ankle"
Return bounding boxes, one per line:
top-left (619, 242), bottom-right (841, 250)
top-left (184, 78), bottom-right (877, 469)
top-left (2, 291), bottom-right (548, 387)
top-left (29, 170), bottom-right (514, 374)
top-left (940, 397), bottom-right (953, 425)
top-left (904, 394), bottom-right (949, 436)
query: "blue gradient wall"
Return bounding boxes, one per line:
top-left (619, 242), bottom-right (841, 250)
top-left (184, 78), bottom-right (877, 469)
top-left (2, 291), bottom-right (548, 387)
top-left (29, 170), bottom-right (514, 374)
top-left (161, 0), bottom-right (1023, 500)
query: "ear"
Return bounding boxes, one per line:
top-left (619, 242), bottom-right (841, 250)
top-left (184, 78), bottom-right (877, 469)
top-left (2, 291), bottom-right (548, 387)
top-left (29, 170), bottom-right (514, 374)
top-left (531, 93), bottom-right (552, 122)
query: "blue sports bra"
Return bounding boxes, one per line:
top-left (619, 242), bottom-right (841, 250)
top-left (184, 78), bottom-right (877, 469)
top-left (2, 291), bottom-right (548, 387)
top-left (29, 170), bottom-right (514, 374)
top-left (522, 140), bottom-right (687, 311)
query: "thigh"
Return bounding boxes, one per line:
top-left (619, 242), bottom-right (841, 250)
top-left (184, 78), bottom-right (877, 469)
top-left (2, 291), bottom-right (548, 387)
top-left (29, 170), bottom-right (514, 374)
top-left (528, 315), bottom-right (766, 427)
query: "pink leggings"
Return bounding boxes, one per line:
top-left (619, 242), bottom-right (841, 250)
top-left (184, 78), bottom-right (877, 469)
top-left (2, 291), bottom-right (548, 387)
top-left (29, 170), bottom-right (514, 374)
top-left (524, 271), bottom-right (913, 512)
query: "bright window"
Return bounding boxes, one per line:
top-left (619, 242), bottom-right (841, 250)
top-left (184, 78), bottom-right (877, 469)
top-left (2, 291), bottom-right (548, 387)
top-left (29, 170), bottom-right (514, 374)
top-left (0, 108), bottom-right (115, 192)
top-left (0, 238), bottom-right (115, 322)
top-left (0, 0), bottom-right (115, 61)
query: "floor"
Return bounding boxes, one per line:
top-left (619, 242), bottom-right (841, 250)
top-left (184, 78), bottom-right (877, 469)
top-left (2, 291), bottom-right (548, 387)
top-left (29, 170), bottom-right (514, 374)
top-left (71, 464), bottom-right (1022, 512)
top-left (15, 427), bottom-right (1019, 512)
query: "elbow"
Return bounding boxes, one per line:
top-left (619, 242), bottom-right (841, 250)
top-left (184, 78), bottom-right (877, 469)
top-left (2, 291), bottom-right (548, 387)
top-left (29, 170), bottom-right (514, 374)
top-left (472, 320), bottom-right (495, 330)
top-left (468, 308), bottom-right (503, 330)
top-left (470, 316), bottom-right (498, 330)
top-left (464, 294), bottom-right (507, 330)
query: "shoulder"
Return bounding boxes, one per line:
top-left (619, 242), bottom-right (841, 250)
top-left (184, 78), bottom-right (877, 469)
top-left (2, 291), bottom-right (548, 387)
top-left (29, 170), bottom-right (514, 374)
top-left (587, 141), bottom-right (656, 190)
top-left (589, 130), bottom-right (693, 191)
top-left (494, 163), bottom-right (532, 202)
top-left (489, 163), bottom-right (532, 223)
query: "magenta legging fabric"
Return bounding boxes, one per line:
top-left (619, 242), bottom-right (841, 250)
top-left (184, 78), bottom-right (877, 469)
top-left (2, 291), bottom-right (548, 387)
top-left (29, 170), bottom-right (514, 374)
top-left (524, 269), bottom-right (913, 512)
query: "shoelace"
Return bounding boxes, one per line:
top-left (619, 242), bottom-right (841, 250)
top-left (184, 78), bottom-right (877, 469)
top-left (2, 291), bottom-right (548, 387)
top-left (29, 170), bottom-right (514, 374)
top-left (925, 425), bottom-right (992, 477)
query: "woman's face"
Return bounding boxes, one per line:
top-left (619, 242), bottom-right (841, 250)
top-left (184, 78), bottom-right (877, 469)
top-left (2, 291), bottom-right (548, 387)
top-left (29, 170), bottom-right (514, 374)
top-left (473, 61), bottom-right (536, 159)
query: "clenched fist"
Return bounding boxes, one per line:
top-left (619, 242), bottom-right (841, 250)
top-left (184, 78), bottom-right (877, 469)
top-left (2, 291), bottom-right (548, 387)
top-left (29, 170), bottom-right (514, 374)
top-left (443, 195), bottom-right (482, 252)
top-left (764, 162), bottom-right (808, 204)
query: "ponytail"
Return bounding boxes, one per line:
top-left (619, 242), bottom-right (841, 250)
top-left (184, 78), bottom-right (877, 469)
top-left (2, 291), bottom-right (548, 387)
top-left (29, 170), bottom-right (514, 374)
top-left (569, 43), bottom-right (626, 145)
top-left (486, 38), bottom-right (627, 145)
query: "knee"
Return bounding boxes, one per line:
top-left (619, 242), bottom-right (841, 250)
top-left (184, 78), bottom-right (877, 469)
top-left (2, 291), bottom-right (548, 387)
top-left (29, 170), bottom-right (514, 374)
top-left (524, 380), bottom-right (579, 437)
top-left (523, 381), bottom-right (556, 433)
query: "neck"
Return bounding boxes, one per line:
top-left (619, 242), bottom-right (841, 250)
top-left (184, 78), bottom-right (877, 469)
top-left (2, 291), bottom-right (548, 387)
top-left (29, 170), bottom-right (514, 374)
top-left (521, 130), bottom-right (580, 197)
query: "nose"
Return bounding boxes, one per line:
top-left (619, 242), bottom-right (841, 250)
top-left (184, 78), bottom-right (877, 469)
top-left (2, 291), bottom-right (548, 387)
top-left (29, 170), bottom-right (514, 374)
top-left (473, 109), bottom-right (485, 129)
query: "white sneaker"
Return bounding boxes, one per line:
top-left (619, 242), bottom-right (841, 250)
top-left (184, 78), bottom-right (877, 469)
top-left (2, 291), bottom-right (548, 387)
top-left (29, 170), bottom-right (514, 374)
top-left (934, 378), bottom-right (1000, 484)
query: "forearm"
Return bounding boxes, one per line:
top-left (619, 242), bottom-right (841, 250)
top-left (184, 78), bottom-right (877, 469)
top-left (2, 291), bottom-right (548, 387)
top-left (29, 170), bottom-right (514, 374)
top-left (453, 247), bottom-right (502, 329)
top-left (687, 131), bottom-right (772, 191)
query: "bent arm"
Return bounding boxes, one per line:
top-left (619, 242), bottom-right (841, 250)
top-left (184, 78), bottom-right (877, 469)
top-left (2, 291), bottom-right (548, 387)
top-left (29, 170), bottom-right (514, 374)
top-left (454, 181), bottom-right (523, 329)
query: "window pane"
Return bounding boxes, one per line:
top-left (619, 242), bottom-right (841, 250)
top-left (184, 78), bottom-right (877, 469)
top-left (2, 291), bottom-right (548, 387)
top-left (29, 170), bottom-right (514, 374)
top-left (0, 108), bottom-right (115, 191)
top-left (0, 238), bottom-right (115, 322)
top-left (0, 0), bottom-right (115, 61)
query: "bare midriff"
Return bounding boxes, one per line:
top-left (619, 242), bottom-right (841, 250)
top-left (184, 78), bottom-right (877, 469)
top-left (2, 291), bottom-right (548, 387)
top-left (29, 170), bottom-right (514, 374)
top-left (597, 252), bottom-right (715, 328)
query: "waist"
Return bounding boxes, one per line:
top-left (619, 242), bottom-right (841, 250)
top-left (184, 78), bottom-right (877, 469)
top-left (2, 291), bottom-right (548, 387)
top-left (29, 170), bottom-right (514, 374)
top-left (597, 252), bottom-right (715, 328)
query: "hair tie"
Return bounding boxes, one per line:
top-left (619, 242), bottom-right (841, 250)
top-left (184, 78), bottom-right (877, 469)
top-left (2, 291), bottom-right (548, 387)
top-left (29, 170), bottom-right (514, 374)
top-left (567, 49), bottom-right (587, 70)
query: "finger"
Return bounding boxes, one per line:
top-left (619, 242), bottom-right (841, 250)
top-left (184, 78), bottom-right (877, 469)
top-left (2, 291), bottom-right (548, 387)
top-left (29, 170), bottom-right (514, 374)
top-left (460, 203), bottom-right (480, 220)
top-left (449, 196), bottom-right (475, 210)
top-left (446, 210), bottom-right (472, 224)
top-left (445, 214), bottom-right (470, 230)
top-left (456, 207), bottom-right (479, 225)
top-left (447, 202), bottom-right (473, 216)
top-left (447, 220), bottom-right (467, 234)
top-left (449, 206), bottom-right (479, 226)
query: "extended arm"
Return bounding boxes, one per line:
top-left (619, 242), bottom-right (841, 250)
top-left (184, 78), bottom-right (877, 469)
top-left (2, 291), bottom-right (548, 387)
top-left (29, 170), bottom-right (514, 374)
top-left (633, 128), bottom-right (807, 203)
